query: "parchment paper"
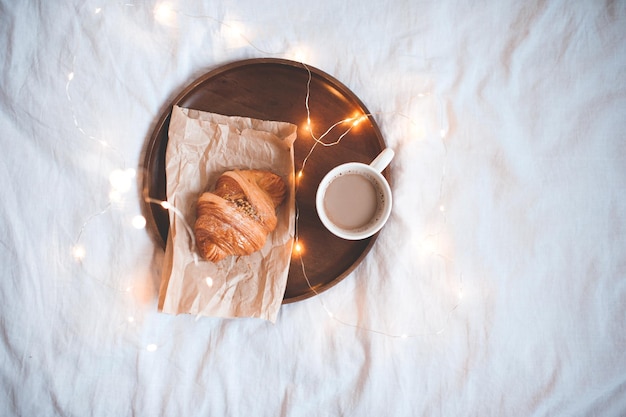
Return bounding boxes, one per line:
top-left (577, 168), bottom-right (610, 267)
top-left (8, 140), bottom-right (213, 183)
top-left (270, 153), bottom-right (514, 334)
top-left (158, 106), bottom-right (297, 322)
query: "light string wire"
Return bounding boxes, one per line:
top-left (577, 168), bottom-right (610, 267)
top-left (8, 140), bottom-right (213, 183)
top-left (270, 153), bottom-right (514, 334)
top-left (66, 10), bottom-right (130, 267)
top-left (66, 3), bottom-right (153, 300)
top-left (144, 198), bottom-right (199, 266)
top-left (68, 3), bottom-right (463, 339)
top-left (295, 61), bottom-right (463, 338)
top-left (298, 63), bottom-right (367, 176)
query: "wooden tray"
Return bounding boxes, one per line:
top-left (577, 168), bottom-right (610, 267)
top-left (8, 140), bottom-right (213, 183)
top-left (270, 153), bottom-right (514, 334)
top-left (141, 58), bottom-right (389, 303)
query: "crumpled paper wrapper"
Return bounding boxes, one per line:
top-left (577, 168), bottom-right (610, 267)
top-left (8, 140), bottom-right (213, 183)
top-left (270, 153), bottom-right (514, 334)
top-left (158, 106), bottom-right (297, 322)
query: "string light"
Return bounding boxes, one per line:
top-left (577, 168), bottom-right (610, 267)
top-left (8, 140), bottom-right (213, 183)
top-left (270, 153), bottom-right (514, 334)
top-left (109, 169), bottom-right (134, 193)
top-left (71, 244), bottom-right (86, 262)
top-left (291, 61), bottom-right (465, 339)
top-left (298, 64), bottom-right (371, 176)
top-left (293, 241), bottom-right (303, 255)
top-left (73, 204), bottom-right (111, 255)
top-left (65, 3), bottom-right (463, 340)
top-left (131, 215), bottom-right (147, 229)
top-left (153, 2), bottom-right (176, 26)
top-left (66, 22), bottom-right (132, 270)
top-left (145, 197), bottom-right (199, 266)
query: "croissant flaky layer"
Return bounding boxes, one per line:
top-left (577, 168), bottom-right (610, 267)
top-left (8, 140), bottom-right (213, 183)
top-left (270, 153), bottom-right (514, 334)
top-left (194, 169), bottom-right (287, 262)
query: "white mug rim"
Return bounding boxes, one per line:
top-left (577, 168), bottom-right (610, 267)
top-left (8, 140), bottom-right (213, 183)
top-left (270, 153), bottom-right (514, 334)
top-left (316, 162), bottom-right (392, 240)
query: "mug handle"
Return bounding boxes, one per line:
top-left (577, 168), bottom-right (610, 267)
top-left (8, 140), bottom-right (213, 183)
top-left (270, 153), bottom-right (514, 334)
top-left (369, 148), bottom-right (395, 172)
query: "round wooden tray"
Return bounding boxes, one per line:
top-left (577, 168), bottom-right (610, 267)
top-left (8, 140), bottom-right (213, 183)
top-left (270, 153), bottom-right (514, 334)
top-left (141, 58), bottom-right (389, 303)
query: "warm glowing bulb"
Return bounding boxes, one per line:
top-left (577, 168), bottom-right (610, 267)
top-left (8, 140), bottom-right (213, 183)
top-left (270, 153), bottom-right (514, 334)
top-left (292, 241), bottom-right (304, 258)
top-left (439, 205), bottom-right (445, 212)
top-left (108, 190), bottom-right (122, 204)
top-left (154, 2), bottom-right (176, 26)
top-left (221, 21), bottom-right (248, 48)
top-left (71, 245), bottom-right (86, 261)
top-left (127, 316), bottom-right (135, 323)
top-left (350, 114), bottom-right (367, 127)
top-left (160, 201), bottom-right (171, 209)
top-left (226, 23), bottom-right (241, 37)
top-left (132, 215), bottom-right (146, 229)
top-left (289, 47), bottom-right (310, 63)
top-left (205, 277), bottom-right (214, 287)
top-left (409, 119), bottom-right (426, 141)
top-left (421, 238), bottom-right (437, 255)
top-left (109, 169), bottom-right (132, 193)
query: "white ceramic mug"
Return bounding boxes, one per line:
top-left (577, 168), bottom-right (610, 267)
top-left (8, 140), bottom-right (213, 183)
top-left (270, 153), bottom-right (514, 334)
top-left (316, 148), bottom-right (394, 240)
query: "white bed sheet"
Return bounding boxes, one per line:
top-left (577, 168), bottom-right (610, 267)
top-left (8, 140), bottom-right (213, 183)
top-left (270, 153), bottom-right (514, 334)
top-left (1, 0), bottom-right (625, 416)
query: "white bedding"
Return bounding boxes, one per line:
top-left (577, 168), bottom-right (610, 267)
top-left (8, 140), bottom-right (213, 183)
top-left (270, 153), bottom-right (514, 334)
top-left (1, 0), bottom-right (625, 415)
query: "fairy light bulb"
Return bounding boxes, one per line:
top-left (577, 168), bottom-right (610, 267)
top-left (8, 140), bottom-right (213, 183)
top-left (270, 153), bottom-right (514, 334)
top-left (421, 237), bottom-right (437, 256)
top-left (350, 114), bottom-right (367, 127)
top-left (109, 169), bottom-right (132, 193)
top-left (71, 244), bottom-right (86, 261)
top-left (289, 46), bottom-right (311, 63)
top-left (292, 241), bottom-right (304, 258)
top-left (154, 2), bottom-right (176, 26)
top-left (221, 20), bottom-right (249, 48)
top-left (108, 190), bottom-right (122, 204)
top-left (225, 22), bottom-right (241, 38)
top-left (132, 215), bottom-right (146, 229)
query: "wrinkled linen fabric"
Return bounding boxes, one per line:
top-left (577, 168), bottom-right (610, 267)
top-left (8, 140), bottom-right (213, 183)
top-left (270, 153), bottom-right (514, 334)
top-left (1, 0), bottom-right (625, 416)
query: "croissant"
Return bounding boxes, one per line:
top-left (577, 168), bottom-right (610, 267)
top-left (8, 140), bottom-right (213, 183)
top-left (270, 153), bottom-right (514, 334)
top-left (194, 169), bottom-right (287, 262)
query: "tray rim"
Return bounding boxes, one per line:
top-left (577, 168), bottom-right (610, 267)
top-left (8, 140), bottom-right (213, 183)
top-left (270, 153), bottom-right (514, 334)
top-left (140, 57), bottom-right (388, 304)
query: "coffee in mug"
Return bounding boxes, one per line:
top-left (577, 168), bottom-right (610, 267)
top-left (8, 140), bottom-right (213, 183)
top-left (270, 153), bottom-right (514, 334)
top-left (316, 149), bottom-right (394, 240)
top-left (324, 173), bottom-right (378, 229)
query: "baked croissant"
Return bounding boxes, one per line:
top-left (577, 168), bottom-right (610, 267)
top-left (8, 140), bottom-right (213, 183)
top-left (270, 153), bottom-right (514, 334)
top-left (194, 169), bottom-right (287, 262)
